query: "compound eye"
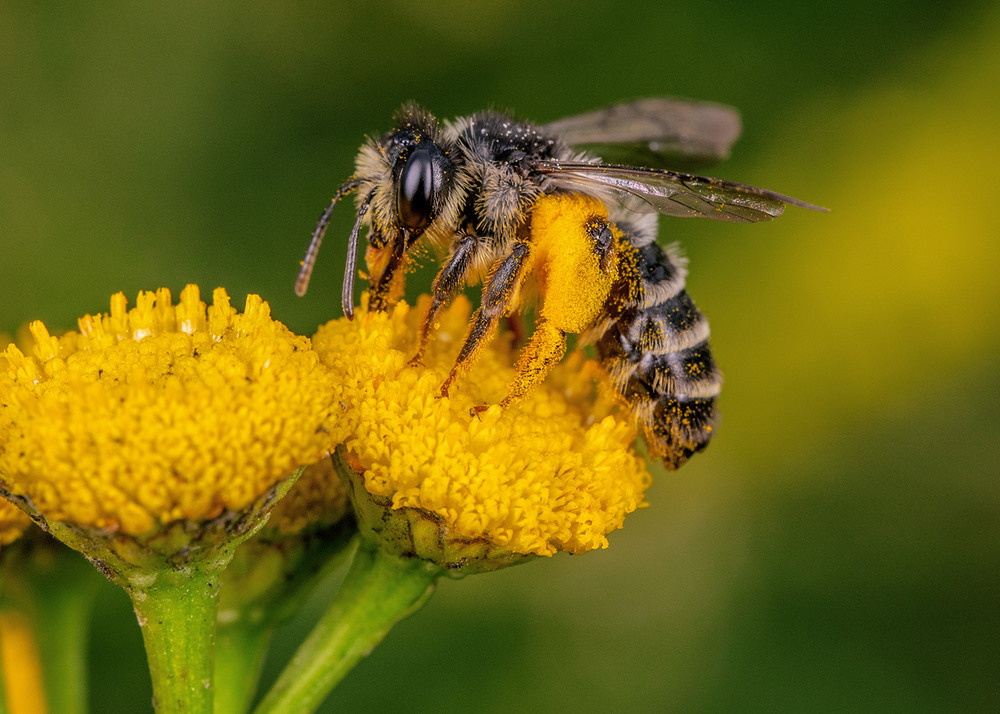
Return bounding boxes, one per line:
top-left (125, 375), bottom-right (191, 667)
top-left (397, 146), bottom-right (436, 231)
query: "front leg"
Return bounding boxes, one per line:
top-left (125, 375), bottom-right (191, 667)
top-left (439, 241), bottom-right (531, 397)
top-left (409, 230), bottom-right (481, 367)
top-left (366, 241), bottom-right (406, 313)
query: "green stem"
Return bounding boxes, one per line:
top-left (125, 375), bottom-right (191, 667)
top-left (213, 523), bottom-right (357, 713)
top-left (131, 566), bottom-right (220, 714)
top-left (253, 540), bottom-right (440, 714)
top-left (214, 622), bottom-right (272, 714)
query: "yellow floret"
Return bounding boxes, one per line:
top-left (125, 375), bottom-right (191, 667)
top-left (263, 457), bottom-right (349, 537)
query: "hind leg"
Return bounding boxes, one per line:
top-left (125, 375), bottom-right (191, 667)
top-left (468, 317), bottom-right (567, 415)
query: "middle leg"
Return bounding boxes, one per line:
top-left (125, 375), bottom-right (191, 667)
top-left (439, 241), bottom-right (532, 397)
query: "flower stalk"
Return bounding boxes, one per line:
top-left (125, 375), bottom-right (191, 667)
top-left (212, 618), bottom-right (272, 714)
top-left (213, 518), bottom-right (356, 714)
top-left (130, 564), bottom-right (220, 714)
top-left (253, 538), bottom-right (440, 714)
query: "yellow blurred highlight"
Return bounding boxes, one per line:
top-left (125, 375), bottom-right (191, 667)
top-left (0, 612), bottom-right (47, 714)
top-left (711, 4), bottom-right (1000, 468)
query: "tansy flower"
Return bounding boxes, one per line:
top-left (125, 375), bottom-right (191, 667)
top-left (260, 453), bottom-right (350, 539)
top-left (0, 337), bottom-right (30, 549)
top-left (313, 294), bottom-right (651, 569)
top-left (259, 290), bottom-right (652, 714)
top-left (0, 285), bottom-right (342, 714)
top-left (0, 285), bottom-right (336, 551)
top-left (258, 289), bottom-right (653, 714)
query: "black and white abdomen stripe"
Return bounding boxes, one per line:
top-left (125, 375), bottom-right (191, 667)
top-left (586, 217), bottom-right (722, 469)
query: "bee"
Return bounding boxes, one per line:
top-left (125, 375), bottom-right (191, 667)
top-left (296, 98), bottom-right (825, 467)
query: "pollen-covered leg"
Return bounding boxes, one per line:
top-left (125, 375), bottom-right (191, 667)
top-left (409, 232), bottom-right (479, 367)
top-left (440, 241), bottom-right (531, 398)
top-left (365, 242), bottom-right (407, 313)
top-left (489, 318), bottom-right (566, 412)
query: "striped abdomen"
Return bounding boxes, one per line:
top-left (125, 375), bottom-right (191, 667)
top-left (586, 218), bottom-right (721, 469)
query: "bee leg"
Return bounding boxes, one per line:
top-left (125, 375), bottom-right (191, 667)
top-left (470, 317), bottom-right (566, 415)
top-left (440, 241), bottom-right (531, 398)
top-left (409, 231), bottom-right (479, 367)
top-left (366, 240), bottom-right (407, 313)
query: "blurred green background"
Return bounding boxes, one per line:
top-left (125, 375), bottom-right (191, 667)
top-left (3, 1), bottom-right (999, 712)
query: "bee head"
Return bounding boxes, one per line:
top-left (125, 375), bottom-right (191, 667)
top-left (299, 104), bottom-right (461, 319)
top-left (360, 104), bottom-right (456, 250)
top-left (327, 104), bottom-right (460, 316)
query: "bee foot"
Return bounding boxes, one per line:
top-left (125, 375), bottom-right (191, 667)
top-left (437, 371), bottom-right (459, 399)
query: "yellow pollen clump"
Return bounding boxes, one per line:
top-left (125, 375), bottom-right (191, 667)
top-left (312, 295), bottom-right (651, 557)
top-left (528, 193), bottom-right (621, 334)
top-left (0, 286), bottom-right (338, 537)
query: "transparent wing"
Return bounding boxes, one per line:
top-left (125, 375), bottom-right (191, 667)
top-left (534, 160), bottom-right (829, 223)
top-left (542, 97), bottom-right (743, 167)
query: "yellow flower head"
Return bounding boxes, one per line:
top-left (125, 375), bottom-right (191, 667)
top-left (313, 295), bottom-right (651, 570)
top-left (0, 286), bottom-right (338, 541)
